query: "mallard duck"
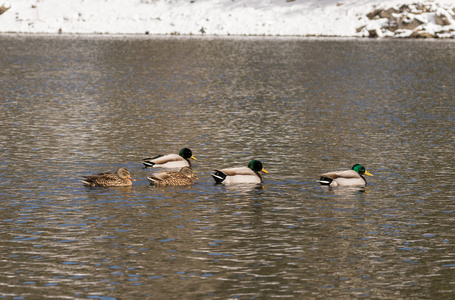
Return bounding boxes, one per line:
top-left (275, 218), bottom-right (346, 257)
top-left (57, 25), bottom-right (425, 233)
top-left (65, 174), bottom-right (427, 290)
top-left (147, 166), bottom-right (198, 187)
top-left (211, 160), bottom-right (269, 184)
top-left (142, 148), bottom-right (197, 169)
top-left (318, 164), bottom-right (373, 187)
top-left (80, 167), bottom-right (135, 187)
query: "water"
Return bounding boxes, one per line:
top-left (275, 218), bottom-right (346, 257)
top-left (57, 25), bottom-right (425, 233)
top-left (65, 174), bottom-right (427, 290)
top-left (1, 34), bottom-right (454, 299)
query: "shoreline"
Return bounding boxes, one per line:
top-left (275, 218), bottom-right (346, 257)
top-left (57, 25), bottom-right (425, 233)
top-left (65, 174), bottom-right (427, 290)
top-left (1, 0), bottom-right (454, 39)
top-left (1, 31), bottom-right (455, 41)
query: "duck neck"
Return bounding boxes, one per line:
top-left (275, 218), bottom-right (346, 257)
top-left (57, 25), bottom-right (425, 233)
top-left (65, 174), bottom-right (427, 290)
top-left (185, 158), bottom-right (192, 166)
top-left (256, 172), bottom-right (263, 183)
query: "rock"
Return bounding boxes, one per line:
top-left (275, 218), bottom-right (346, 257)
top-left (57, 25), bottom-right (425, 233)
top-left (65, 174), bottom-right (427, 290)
top-left (385, 18), bottom-right (398, 32)
top-left (356, 25), bottom-right (366, 33)
top-left (368, 28), bottom-right (383, 38)
top-left (435, 15), bottom-right (451, 26)
top-left (367, 8), bottom-right (400, 20)
top-left (399, 4), bottom-right (411, 13)
top-left (410, 31), bottom-right (435, 38)
top-left (435, 9), bottom-right (452, 26)
top-left (379, 8), bottom-right (399, 19)
top-left (437, 32), bottom-right (455, 39)
top-left (394, 29), bottom-right (414, 38)
top-left (413, 3), bottom-right (430, 13)
top-left (0, 2), bottom-right (11, 15)
top-left (367, 9), bottom-right (382, 20)
top-left (395, 14), bottom-right (425, 30)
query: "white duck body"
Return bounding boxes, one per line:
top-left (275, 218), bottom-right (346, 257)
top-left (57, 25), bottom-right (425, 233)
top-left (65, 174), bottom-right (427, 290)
top-left (142, 148), bottom-right (196, 169)
top-left (145, 153), bottom-right (190, 169)
top-left (319, 164), bottom-right (373, 187)
top-left (212, 166), bottom-right (262, 185)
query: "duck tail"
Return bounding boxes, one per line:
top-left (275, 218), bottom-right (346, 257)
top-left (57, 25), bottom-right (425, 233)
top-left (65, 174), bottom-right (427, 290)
top-left (147, 176), bottom-right (159, 185)
top-left (211, 170), bottom-right (226, 184)
top-left (142, 154), bottom-right (163, 168)
top-left (80, 179), bottom-right (94, 186)
top-left (142, 160), bottom-right (155, 168)
top-left (318, 176), bottom-right (333, 185)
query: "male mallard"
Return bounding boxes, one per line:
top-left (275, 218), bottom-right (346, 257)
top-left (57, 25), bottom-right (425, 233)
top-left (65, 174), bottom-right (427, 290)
top-left (147, 166), bottom-right (198, 187)
top-left (142, 148), bottom-right (197, 169)
top-left (80, 167), bottom-right (135, 187)
top-left (318, 164), bottom-right (373, 187)
top-left (211, 160), bottom-right (269, 184)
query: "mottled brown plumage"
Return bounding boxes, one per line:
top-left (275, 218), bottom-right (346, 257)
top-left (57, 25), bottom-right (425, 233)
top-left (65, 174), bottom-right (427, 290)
top-left (147, 167), bottom-right (198, 187)
top-left (80, 167), bottom-right (135, 187)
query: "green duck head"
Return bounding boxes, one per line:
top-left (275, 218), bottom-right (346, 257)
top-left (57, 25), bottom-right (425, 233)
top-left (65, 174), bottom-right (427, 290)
top-left (248, 160), bottom-right (269, 174)
top-left (179, 148), bottom-right (197, 160)
top-left (352, 164), bottom-right (373, 176)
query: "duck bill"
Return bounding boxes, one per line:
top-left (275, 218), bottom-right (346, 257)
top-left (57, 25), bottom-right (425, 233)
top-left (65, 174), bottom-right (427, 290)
top-left (192, 175), bottom-right (199, 180)
top-left (261, 168), bottom-right (269, 174)
top-left (364, 171), bottom-right (373, 176)
top-left (130, 176), bottom-right (136, 181)
top-left (191, 155), bottom-right (197, 161)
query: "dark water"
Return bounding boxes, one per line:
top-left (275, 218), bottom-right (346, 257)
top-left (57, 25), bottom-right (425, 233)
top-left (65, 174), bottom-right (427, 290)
top-left (0, 34), bottom-right (454, 299)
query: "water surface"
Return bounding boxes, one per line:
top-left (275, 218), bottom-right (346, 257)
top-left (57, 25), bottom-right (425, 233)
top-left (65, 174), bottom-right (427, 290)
top-left (0, 35), bottom-right (454, 299)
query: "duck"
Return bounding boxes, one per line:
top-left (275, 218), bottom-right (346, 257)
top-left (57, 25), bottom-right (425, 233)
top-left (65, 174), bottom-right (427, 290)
top-left (318, 164), bottom-right (373, 187)
top-left (80, 167), bottom-right (135, 187)
top-left (142, 148), bottom-right (197, 169)
top-left (147, 166), bottom-right (198, 187)
top-left (211, 160), bottom-right (269, 184)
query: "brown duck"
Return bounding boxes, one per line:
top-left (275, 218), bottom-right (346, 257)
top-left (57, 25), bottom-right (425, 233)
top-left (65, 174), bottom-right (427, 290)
top-left (147, 167), bottom-right (198, 187)
top-left (80, 167), bottom-right (135, 187)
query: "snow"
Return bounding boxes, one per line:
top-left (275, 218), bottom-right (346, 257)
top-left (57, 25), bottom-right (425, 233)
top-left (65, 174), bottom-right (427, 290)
top-left (0, 0), bottom-right (454, 38)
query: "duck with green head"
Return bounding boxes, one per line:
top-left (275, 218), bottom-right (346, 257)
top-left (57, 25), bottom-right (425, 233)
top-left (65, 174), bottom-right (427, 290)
top-left (319, 164), bottom-right (373, 187)
top-left (142, 148), bottom-right (197, 169)
top-left (211, 160), bottom-right (269, 184)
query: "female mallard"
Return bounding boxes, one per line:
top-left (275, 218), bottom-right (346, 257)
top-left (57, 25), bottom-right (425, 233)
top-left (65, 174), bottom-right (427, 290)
top-left (80, 167), bottom-right (135, 187)
top-left (147, 166), bottom-right (198, 187)
top-left (142, 148), bottom-right (197, 169)
top-left (318, 164), bottom-right (373, 187)
top-left (211, 160), bottom-right (269, 184)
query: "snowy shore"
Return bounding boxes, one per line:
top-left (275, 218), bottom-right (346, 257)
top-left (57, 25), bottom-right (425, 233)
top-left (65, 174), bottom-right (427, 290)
top-left (0, 0), bottom-right (454, 38)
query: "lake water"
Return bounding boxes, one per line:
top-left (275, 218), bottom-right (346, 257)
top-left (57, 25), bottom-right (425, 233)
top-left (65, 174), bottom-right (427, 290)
top-left (0, 34), bottom-right (454, 299)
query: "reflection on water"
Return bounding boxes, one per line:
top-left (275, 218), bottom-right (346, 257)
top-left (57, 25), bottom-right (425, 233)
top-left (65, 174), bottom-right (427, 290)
top-left (1, 35), bottom-right (455, 299)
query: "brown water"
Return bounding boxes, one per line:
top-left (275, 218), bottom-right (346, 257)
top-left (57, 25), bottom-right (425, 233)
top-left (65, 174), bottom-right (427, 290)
top-left (0, 34), bottom-right (454, 299)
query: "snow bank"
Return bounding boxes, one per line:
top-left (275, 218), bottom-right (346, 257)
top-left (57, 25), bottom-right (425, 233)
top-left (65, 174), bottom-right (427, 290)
top-left (0, 0), bottom-right (454, 38)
